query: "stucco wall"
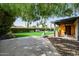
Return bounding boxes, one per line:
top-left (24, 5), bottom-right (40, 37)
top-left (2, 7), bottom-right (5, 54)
top-left (58, 23), bottom-right (76, 38)
top-left (73, 20), bottom-right (77, 39)
top-left (75, 19), bottom-right (79, 40)
top-left (58, 24), bottom-right (65, 37)
top-left (71, 24), bottom-right (75, 37)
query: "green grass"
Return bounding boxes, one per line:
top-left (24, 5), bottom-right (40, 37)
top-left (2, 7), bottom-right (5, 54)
top-left (14, 31), bottom-right (53, 37)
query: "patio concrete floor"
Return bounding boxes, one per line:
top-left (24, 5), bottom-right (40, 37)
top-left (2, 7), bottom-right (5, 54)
top-left (0, 37), bottom-right (60, 56)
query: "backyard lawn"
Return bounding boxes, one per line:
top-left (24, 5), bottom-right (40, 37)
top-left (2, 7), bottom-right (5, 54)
top-left (14, 31), bottom-right (53, 37)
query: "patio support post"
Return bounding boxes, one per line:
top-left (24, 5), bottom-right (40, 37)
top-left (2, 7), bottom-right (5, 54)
top-left (77, 19), bottom-right (79, 41)
top-left (54, 23), bottom-right (56, 37)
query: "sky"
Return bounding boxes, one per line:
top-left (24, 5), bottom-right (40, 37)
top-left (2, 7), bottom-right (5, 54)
top-left (13, 15), bottom-right (78, 27)
top-left (13, 10), bottom-right (79, 27)
top-left (14, 17), bottom-right (25, 27)
top-left (13, 17), bottom-right (62, 27)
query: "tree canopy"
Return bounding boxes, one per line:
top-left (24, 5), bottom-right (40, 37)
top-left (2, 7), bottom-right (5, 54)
top-left (0, 3), bottom-right (79, 38)
top-left (0, 3), bottom-right (77, 20)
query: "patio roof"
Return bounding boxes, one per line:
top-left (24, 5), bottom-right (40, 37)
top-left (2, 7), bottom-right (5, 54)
top-left (54, 16), bottom-right (79, 25)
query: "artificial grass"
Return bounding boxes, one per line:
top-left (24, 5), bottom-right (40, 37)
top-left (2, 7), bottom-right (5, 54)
top-left (14, 31), bottom-right (53, 37)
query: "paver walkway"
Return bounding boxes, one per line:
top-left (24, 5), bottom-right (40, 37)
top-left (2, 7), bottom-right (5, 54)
top-left (0, 37), bottom-right (60, 56)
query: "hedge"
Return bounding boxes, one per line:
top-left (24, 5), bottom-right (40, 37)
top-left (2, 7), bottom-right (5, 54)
top-left (11, 28), bottom-right (54, 33)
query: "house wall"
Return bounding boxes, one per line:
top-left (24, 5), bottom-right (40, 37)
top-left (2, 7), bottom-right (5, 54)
top-left (73, 20), bottom-right (77, 39)
top-left (75, 19), bottom-right (79, 41)
top-left (71, 23), bottom-right (75, 37)
top-left (77, 19), bottom-right (79, 41)
top-left (58, 24), bottom-right (65, 37)
top-left (58, 22), bottom-right (76, 38)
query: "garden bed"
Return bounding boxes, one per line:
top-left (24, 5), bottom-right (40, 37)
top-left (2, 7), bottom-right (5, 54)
top-left (48, 37), bottom-right (79, 56)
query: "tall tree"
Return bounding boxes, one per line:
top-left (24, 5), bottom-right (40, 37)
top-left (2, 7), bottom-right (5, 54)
top-left (0, 3), bottom-right (78, 39)
top-left (0, 4), bottom-right (37, 37)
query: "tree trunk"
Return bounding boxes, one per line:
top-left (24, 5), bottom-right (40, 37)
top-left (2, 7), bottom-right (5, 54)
top-left (25, 22), bottom-right (27, 27)
top-left (27, 22), bottom-right (29, 28)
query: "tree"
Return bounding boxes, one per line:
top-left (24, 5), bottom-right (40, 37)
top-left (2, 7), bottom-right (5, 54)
top-left (71, 3), bottom-right (79, 16)
top-left (0, 4), bottom-right (37, 37)
top-left (0, 3), bottom-right (78, 39)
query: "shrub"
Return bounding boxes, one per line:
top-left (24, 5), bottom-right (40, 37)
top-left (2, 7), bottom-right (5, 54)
top-left (11, 28), bottom-right (54, 33)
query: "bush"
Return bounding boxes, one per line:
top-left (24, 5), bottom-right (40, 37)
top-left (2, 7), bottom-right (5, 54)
top-left (0, 32), bottom-right (15, 40)
top-left (11, 28), bottom-right (54, 33)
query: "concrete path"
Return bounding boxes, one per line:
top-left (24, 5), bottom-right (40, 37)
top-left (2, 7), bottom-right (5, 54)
top-left (0, 37), bottom-right (60, 56)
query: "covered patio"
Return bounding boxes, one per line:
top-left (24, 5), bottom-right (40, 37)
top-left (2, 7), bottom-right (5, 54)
top-left (54, 16), bottom-right (79, 41)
